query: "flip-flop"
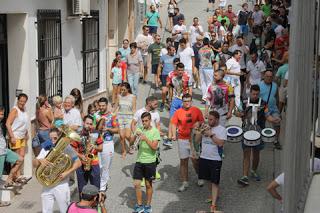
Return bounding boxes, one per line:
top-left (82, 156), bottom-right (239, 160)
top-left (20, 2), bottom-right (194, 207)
top-left (0, 201), bottom-right (11, 207)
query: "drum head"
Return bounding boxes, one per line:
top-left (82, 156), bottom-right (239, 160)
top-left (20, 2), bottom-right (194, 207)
top-left (262, 128), bottom-right (276, 137)
top-left (227, 126), bottom-right (243, 137)
top-left (244, 130), bottom-right (261, 140)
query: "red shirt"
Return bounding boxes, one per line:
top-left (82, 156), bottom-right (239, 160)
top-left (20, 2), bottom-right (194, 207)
top-left (171, 106), bottom-right (204, 139)
top-left (225, 11), bottom-right (237, 21)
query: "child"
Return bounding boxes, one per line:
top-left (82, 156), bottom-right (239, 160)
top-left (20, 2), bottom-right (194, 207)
top-left (52, 96), bottom-right (64, 127)
top-left (0, 106), bottom-right (23, 196)
top-left (87, 103), bottom-right (96, 117)
top-left (110, 59), bottom-right (123, 105)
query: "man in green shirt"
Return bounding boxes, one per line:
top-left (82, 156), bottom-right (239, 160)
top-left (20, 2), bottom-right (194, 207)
top-left (145, 4), bottom-right (163, 35)
top-left (261, 0), bottom-right (272, 17)
top-left (217, 10), bottom-right (230, 27)
top-left (131, 112), bottom-right (161, 213)
top-left (148, 34), bottom-right (165, 88)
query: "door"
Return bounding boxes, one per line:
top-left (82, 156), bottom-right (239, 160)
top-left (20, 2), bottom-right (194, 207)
top-left (0, 14), bottom-right (9, 115)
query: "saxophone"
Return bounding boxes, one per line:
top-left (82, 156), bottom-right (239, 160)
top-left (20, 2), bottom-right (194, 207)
top-left (82, 135), bottom-right (94, 171)
top-left (36, 125), bottom-right (81, 187)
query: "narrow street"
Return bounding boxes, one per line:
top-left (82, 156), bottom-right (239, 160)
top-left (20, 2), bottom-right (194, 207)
top-left (1, 0), bottom-right (285, 213)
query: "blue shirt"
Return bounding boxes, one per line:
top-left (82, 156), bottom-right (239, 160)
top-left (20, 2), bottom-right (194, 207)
top-left (258, 81), bottom-right (279, 113)
top-left (160, 54), bottom-right (176, 75)
top-left (119, 47), bottom-right (130, 61)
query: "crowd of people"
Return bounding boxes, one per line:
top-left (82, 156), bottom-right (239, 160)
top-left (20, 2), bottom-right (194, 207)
top-left (0, 0), bottom-right (293, 212)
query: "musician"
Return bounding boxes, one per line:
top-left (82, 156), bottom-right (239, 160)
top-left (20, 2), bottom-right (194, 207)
top-left (93, 97), bottom-right (119, 192)
top-left (171, 94), bottom-right (205, 191)
top-left (130, 112), bottom-right (161, 213)
top-left (71, 115), bottom-right (103, 195)
top-left (33, 128), bottom-right (81, 213)
top-left (131, 96), bottom-right (162, 185)
top-left (237, 85), bottom-right (281, 186)
top-left (198, 110), bottom-right (226, 213)
top-left (204, 69), bottom-right (235, 127)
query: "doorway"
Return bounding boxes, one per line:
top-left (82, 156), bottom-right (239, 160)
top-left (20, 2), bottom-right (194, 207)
top-left (0, 14), bottom-right (9, 115)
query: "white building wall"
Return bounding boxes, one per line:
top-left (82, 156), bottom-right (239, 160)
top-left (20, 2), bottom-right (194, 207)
top-left (1, 0), bottom-right (107, 117)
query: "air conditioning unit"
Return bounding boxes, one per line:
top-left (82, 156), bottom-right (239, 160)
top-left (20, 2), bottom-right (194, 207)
top-left (70, 0), bottom-right (90, 16)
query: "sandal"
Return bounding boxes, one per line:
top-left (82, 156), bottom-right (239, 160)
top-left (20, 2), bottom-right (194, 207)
top-left (0, 201), bottom-right (11, 207)
top-left (210, 205), bottom-right (217, 213)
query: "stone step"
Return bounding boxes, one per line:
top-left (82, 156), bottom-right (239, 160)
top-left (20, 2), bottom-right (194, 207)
top-left (0, 175), bottom-right (32, 202)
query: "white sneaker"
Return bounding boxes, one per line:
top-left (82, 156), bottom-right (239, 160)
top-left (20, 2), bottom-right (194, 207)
top-left (197, 179), bottom-right (204, 187)
top-left (193, 84), bottom-right (197, 89)
top-left (178, 181), bottom-right (189, 192)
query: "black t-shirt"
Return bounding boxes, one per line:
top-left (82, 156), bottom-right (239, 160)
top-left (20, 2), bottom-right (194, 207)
top-left (173, 13), bottom-right (185, 26)
top-left (238, 10), bottom-right (251, 25)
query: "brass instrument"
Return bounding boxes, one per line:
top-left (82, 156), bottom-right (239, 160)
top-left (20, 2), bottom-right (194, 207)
top-left (36, 125), bottom-right (81, 187)
top-left (132, 129), bottom-right (143, 151)
top-left (81, 134), bottom-right (95, 171)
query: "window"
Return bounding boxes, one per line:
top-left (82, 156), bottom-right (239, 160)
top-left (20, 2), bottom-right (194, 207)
top-left (37, 10), bottom-right (62, 97)
top-left (82, 10), bottom-right (99, 93)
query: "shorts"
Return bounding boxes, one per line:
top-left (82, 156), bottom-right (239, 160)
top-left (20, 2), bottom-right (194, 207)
top-left (160, 75), bottom-right (168, 86)
top-left (208, 0), bottom-right (215, 3)
top-left (199, 158), bottom-right (222, 184)
top-left (240, 25), bottom-right (249, 36)
top-left (133, 162), bottom-right (157, 181)
top-left (118, 114), bottom-right (133, 129)
top-left (178, 139), bottom-right (192, 159)
top-left (10, 138), bottom-right (26, 150)
top-left (148, 26), bottom-right (158, 34)
top-left (168, 13), bottom-right (175, 18)
top-left (152, 64), bottom-right (159, 74)
top-left (169, 97), bottom-right (183, 117)
top-left (241, 140), bottom-right (265, 150)
top-left (266, 111), bottom-right (281, 128)
top-left (1, 149), bottom-right (19, 164)
top-left (279, 86), bottom-right (287, 103)
top-left (142, 55), bottom-right (148, 66)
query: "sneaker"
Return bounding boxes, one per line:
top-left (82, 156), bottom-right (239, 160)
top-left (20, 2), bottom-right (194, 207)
top-left (163, 139), bottom-right (173, 148)
top-left (178, 181), bottom-right (189, 192)
top-left (133, 204), bottom-right (144, 213)
top-left (274, 141), bottom-right (282, 150)
top-left (144, 205), bottom-right (152, 213)
top-left (197, 179), bottom-right (204, 187)
top-left (140, 178), bottom-right (145, 187)
top-left (155, 171), bottom-right (161, 181)
top-left (250, 170), bottom-right (261, 181)
top-left (193, 84), bottom-right (197, 89)
top-left (159, 103), bottom-right (164, 112)
top-left (237, 176), bottom-right (249, 186)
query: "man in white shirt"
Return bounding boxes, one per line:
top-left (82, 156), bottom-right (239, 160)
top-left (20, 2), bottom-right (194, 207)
top-left (131, 96), bottom-right (161, 132)
top-left (33, 128), bottom-right (81, 213)
top-left (246, 52), bottom-right (266, 89)
top-left (63, 95), bottom-right (82, 131)
top-left (177, 38), bottom-right (195, 85)
top-left (135, 25), bottom-right (154, 83)
top-left (172, 18), bottom-right (187, 51)
top-left (189, 17), bottom-right (204, 45)
top-left (197, 110), bottom-right (226, 213)
top-left (225, 50), bottom-right (243, 111)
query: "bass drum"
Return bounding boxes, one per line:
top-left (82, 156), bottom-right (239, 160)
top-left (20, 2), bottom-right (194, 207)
top-left (226, 126), bottom-right (243, 143)
top-left (243, 130), bottom-right (261, 146)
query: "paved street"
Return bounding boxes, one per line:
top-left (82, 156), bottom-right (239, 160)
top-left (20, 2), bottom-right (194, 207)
top-left (2, 0), bottom-right (284, 213)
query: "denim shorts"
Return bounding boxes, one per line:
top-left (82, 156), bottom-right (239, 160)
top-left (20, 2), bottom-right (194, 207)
top-left (169, 97), bottom-right (183, 117)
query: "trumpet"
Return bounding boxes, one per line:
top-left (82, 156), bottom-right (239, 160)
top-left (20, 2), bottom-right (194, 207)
top-left (132, 134), bottom-right (141, 151)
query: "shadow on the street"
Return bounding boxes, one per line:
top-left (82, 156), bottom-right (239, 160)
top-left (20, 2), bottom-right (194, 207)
top-left (121, 162), bottom-right (135, 178)
top-left (118, 186), bottom-right (145, 209)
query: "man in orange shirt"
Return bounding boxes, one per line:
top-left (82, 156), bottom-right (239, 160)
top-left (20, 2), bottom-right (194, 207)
top-left (171, 94), bottom-right (205, 192)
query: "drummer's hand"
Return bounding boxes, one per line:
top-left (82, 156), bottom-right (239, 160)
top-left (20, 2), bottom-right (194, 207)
top-left (226, 111), bottom-right (232, 120)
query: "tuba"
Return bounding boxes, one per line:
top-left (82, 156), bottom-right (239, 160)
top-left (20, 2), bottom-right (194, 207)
top-left (35, 125), bottom-right (81, 187)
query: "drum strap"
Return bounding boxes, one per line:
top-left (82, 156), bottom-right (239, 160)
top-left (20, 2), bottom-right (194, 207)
top-left (266, 83), bottom-right (273, 104)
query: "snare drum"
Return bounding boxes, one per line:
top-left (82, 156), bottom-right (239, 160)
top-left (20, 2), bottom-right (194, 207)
top-left (226, 126), bottom-right (243, 143)
top-left (243, 130), bottom-right (261, 146)
top-left (261, 128), bottom-right (276, 143)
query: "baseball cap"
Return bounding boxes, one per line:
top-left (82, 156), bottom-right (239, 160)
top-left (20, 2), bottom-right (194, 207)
top-left (82, 184), bottom-right (99, 196)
